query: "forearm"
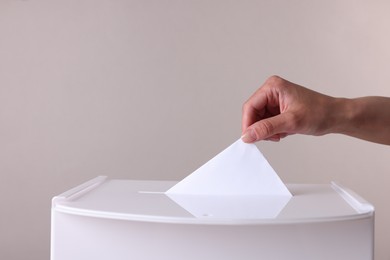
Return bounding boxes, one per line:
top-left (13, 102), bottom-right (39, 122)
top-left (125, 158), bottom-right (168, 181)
top-left (241, 76), bottom-right (390, 145)
top-left (331, 96), bottom-right (390, 145)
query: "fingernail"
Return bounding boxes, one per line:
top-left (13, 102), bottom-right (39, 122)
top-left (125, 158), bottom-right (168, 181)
top-left (241, 129), bottom-right (257, 143)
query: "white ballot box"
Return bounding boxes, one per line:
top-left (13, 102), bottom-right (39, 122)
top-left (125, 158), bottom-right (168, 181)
top-left (51, 176), bottom-right (374, 260)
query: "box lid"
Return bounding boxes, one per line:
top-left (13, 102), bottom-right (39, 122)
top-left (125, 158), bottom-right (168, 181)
top-left (52, 176), bottom-right (374, 225)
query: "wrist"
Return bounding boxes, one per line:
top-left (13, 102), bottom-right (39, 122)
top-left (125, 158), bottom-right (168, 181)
top-left (326, 97), bottom-right (356, 135)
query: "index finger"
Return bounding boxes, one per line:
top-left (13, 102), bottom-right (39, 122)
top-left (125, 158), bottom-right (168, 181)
top-left (242, 88), bottom-right (268, 133)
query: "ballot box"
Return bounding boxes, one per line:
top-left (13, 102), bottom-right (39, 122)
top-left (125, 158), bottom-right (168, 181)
top-left (50, 176), bottom-right (374, 260)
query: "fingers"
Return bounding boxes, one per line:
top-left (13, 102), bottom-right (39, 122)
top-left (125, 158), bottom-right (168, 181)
top-left (242, 76), bottom-right (298, 143)
top-left (242, 76), bottom-right (287, 134)
top-left (241, 113), bottom-right (291, 143)
top-left (241, 91), bottom-right (267, 134)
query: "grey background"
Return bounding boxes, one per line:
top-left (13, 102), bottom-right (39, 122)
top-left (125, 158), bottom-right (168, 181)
top-left (1, 0), bottom-right (389, 259)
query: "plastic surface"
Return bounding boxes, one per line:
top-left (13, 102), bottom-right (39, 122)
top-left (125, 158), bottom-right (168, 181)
top-left (51, 177), bottom-right (375, 260)
top-left (52, 176), bottom-right (374, 225)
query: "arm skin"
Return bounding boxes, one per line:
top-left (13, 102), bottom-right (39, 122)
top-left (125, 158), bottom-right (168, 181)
top-left (241, 75), bottom-right (390, 145)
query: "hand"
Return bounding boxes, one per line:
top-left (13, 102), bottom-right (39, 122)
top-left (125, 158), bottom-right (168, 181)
top-left (241, 76), bottom-right (338, 143)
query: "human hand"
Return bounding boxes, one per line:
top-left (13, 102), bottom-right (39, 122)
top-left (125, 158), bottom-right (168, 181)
top-left (241, 76), bottom-right (338, 143)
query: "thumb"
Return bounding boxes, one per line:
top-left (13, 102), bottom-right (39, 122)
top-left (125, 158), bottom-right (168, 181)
top-left (241, 114), bottom-right (290, 143)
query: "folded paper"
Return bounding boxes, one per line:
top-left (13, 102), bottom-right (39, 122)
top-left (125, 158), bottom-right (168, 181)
top-left (166, 139), bottom-right (292, 219)
top-left (167, 139), bottom-right (291, 196)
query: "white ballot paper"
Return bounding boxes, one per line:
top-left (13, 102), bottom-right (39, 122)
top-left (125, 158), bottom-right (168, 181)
top-left (166, 139), bottom-right (292, 219)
